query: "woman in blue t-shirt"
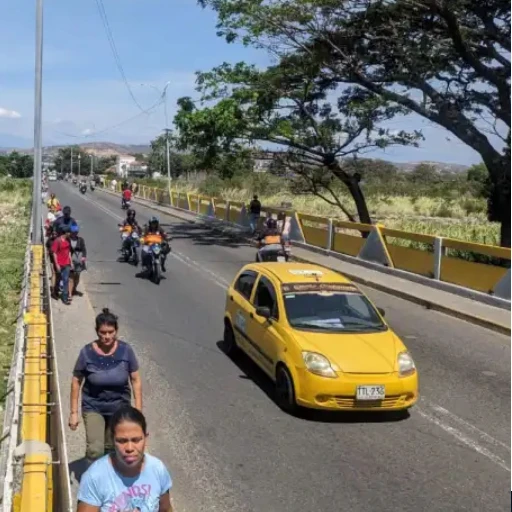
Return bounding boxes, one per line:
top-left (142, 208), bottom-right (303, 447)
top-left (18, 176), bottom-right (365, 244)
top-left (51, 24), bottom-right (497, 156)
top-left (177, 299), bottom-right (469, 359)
top-left (77, 406), bottom-right (174, 512)
top-left (70, 308), bottom-right (143, 463)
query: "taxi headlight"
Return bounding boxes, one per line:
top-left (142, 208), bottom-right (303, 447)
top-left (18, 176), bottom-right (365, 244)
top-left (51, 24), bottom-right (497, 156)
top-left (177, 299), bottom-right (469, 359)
top-left (398, 351), bottom-right (416, 376)
top-left (302, 351), bottom-right (337, 378)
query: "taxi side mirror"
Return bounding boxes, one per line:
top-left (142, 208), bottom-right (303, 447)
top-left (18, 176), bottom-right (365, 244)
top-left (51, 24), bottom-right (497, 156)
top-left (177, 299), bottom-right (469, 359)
top-left (377, 307), bottom-right (386, 317)
top-left (255, 306), bottom-right (271, 319)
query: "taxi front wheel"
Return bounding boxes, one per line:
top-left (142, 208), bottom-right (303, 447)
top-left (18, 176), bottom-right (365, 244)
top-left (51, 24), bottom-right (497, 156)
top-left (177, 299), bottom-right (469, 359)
top-left (275, 365), bottom-right (298, 415)
top-left (223, 322), bottom-right (239, 356)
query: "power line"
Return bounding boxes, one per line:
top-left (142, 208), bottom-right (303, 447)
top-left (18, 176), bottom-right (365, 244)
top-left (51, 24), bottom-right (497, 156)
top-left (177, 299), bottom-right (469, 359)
top-left (94, 0), bottom-right (146, 112)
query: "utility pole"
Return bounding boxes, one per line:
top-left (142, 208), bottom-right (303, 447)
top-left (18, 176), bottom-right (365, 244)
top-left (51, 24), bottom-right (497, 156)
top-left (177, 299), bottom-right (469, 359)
top-left (31, 0), bottom-right (44, 243)
top-left (90, 154), bottom-right (94, 176)
top-left (78, 153), bottom-right (81, 179)
top-left (164, 128), bottom-right (172, 186)
top-left (70, 148), bottom-right (73, 177)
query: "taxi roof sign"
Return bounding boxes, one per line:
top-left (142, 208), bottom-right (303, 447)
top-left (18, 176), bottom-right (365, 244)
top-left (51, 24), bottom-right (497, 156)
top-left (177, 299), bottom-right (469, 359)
top-left (288, 269), bottom-right (323, 276)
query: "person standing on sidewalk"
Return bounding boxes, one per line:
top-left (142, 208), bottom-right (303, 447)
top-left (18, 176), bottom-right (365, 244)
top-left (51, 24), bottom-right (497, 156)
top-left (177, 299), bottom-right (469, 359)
top-left (249, 194), bottom-right (261, 235)
top-left (77, 406), bottom-right (174, 511)
top-left (69, 308), bottom-right (143, 465)
top-left (51, 224), bottom-right (73, 304)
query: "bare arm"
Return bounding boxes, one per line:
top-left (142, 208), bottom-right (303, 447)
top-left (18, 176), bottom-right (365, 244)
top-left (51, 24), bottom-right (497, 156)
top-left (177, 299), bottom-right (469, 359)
top-left (130, 371), bottom-right (142, 411)
top-left (77, 502), bottom-right (100, 512)
top-left (69, 375), bottom-right (83, 431)
top-left (159, 492), bottom-right (173, 512)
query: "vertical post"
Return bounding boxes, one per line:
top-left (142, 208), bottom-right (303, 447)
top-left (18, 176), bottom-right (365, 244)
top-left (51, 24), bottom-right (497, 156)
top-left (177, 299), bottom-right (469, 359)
top-left (433, 237), bottom-right (444, 280)
top-left (78, 154), bottom-right (81, 179)
top-left (90, 154), bottom-right (94, 176)
top-left (70, 148), bottom-right (73, 178)
top-left (31, 0), bottom-right (44, 244)
top-left (326, 218), bottom-right (334, 251)
top-left (164, 128), bottom-right (172, 187)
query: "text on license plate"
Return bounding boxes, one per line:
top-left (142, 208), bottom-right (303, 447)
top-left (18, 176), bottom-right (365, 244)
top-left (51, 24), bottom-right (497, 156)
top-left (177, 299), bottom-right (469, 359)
top-left (356, 385), bottom-right (385, 400)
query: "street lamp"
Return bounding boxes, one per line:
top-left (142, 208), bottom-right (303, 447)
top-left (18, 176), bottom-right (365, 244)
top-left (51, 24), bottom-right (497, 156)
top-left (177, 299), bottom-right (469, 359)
top-left (141, 81), bottom-right (172, 189)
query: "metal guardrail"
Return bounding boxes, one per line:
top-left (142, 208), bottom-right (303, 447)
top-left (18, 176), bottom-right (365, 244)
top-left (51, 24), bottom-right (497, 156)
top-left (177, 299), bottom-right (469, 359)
top-left (0, 216), bottom-right (72, 512)
top-left (106, 181), bottom-right (511, 300)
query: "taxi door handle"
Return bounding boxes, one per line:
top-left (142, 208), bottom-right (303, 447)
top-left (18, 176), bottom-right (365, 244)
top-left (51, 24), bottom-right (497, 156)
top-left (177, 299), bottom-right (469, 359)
top-left (249, 313), bottom-right (254, 319)
top-left (230, 295), bottom-right (233, 301)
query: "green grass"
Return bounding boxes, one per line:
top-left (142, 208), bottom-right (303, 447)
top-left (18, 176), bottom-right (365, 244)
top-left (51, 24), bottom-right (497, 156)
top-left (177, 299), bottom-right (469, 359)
top-left (0, 179), bottom-right (31, 409)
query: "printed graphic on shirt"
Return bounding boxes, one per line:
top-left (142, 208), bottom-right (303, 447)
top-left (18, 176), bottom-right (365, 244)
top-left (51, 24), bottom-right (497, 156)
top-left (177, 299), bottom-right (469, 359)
top-left (108, 483), bottom-right (159, 511)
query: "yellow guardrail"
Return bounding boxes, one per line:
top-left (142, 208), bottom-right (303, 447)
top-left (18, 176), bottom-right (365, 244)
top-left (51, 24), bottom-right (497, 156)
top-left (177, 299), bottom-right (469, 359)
top-left (15, 244), bottom-right (52, 512)
top-left (105, 181), bottom-right (511, 296)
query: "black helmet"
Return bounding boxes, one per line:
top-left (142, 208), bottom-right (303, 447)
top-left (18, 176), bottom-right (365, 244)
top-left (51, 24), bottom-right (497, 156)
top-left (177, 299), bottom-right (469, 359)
top-left (267, 218), bottom-right (277, 229)
top-left (149, 216), bottom-right (159, 225)
top-left (127, 209), bottom-right (136, 218)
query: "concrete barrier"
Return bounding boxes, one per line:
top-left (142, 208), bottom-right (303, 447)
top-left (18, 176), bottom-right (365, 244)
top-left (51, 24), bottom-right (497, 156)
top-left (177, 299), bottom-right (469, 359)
top-left (0, 217), bottom-right (73, 512)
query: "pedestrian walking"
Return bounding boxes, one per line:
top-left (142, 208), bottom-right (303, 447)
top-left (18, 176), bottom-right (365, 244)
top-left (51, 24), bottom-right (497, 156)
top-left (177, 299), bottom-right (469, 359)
top-left (69, 224), bottom-right (87, 297)
top-left (69, 309), bottom-right (142, 464)
top-left (51, 224), bottom-right (73, 304)
top-left (77, 406), bottom-right (174, 511)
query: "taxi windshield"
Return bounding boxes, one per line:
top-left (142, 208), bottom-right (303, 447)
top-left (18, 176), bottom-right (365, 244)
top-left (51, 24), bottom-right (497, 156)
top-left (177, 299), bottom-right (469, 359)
top-left (282, 283), bottom-right (387, 333)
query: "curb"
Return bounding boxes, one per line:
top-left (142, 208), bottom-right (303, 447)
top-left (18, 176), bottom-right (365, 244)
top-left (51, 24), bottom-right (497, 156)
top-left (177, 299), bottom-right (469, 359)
top-left (97, 187), bottom-right (511, 336)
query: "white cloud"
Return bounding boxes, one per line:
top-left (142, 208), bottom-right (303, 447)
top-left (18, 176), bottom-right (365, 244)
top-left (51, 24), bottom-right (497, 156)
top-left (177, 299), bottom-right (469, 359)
top-left (0, 107), bottom-right (21, 119)
top-left (82, 128), bottom-right (93, 136)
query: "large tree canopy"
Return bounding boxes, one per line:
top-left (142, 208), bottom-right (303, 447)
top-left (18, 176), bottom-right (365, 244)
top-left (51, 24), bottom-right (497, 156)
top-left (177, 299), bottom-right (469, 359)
top-left (0, 152), bottom-right (34, 178)
top-left (175, 60), bottom-right (420, 222)
top-left (200, 0), bottom-right (511, 245)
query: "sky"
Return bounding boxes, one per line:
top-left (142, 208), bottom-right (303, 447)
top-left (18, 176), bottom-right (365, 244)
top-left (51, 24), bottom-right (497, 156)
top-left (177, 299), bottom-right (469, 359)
top-left (0, 0), bottom-right (493, 165)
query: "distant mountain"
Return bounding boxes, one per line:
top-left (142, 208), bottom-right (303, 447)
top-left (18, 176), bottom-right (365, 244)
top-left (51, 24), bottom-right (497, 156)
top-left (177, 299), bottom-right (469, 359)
top-left (0, 141), bottom-right (151, 157)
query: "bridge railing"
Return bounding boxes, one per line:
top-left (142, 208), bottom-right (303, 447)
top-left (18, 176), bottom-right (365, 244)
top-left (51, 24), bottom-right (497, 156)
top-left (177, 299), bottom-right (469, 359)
top-left (0, 216), bottom-right (72, 512)
top-left (105, 181), bottom-right (511, 301)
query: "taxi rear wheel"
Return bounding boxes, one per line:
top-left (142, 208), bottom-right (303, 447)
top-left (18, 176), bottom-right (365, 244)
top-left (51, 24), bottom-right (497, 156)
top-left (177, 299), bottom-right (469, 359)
top-left (275, 364), bottom-right (298, 414)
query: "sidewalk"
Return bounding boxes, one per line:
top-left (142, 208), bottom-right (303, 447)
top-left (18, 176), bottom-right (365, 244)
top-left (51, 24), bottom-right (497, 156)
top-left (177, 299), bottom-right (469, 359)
top-left (100, 188), bottom-right (511, 335)
top-left (51, 286), bottom-right (98, 503)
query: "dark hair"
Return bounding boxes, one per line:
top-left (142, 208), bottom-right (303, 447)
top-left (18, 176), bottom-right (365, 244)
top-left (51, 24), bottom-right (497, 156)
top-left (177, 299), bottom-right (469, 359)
top-left (110, 405), bottom-right (147, 436)
top-left (95, 308), bottom-right (119, 331)
top-left (63, 206), bottom-right (71, 215)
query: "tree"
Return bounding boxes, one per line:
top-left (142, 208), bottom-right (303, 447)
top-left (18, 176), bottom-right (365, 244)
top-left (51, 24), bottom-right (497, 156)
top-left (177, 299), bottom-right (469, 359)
top-left (200, 0), bottom-right (511, 245)
top-left (148, 133), bottom-right (199, 179)
top-left (0, 152), bottom-right (33, 178)
top-left (174, 61), bottom-right (420, 223)
top-left (53, 147), bottom-right (115, 176)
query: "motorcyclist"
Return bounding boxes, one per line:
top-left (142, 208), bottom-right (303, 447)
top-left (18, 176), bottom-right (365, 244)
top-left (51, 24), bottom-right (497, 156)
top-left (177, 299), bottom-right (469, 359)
top-left (141, 216), bottom-right (170, 272)
top-left (122, 187), bottom-right (132, 208)
top-left (256, 218), bottom-right (286, 260)
top-left (120, 209), bottom-right (141, 233)
top-left (52, 206), bottom-right (77, 235)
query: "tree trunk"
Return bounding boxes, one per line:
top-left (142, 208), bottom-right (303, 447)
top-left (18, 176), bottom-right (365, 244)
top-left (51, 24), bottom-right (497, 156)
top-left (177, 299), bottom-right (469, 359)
top-left (482, 152), bottom-right (511, 248)
top-left (329, 163), bottom-right (372, 237)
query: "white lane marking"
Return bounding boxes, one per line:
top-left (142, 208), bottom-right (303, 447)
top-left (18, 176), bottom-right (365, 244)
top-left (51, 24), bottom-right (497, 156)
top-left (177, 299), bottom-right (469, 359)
top-left (415, 408), bottom-right (510, 472)
top-left (69, 186), bottom-right (512, 472)
top-left (420, 398), bottom-right (510, 451)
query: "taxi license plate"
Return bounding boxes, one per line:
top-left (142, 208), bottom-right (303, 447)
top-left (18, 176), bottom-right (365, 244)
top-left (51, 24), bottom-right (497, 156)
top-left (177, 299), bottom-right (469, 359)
top-left (277, 256), bottom-right (286, 262)
top-left (356, 385), bottom-right (385, 400)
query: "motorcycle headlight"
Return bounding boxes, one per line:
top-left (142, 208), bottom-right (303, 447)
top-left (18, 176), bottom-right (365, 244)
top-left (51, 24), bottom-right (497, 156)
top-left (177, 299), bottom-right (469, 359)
top-left (398, 351), bottom-right (416, 376)
top-left (302, 351), bottom-right (337, 378)
top-left (152, 244), bottom-right (161, 254)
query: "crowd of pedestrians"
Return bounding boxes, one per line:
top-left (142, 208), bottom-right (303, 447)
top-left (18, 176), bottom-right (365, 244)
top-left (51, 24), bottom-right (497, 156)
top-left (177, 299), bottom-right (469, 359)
top-left (43, 187), bottom-right (174, 511)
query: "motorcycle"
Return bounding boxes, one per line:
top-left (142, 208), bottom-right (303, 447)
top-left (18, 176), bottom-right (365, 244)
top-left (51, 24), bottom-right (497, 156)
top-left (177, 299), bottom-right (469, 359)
top-left (256, 244), bottom-right (289, 262)
top-left (121, 198), bottom-right (131, 210)
top-left (90, 182), bottom-right (95, 191)
top-left (119, 226), bottom-right (140, 265)
top-left (79, 183), bottom-right (87, 194)
top-left (141, 234), bottom-right (168, 284)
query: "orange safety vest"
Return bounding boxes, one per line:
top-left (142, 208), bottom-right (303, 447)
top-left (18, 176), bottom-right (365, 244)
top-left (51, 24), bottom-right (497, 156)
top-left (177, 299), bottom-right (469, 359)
top-left (143, 233), bottom-right (163, 245)
top-left (263, 235), bottom-right (281, 245)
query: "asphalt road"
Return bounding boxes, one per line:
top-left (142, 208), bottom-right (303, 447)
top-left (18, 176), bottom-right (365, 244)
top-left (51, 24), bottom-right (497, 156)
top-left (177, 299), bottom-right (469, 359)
top-left (54, 182), bottom-right (510, 512)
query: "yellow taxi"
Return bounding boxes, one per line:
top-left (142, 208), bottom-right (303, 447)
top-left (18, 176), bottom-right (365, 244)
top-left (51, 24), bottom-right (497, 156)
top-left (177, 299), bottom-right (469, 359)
top-left (223, 262), bottom-right (418, 414)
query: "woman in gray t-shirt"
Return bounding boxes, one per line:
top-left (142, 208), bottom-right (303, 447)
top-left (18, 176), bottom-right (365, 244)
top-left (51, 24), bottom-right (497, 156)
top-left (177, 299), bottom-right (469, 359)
top-left (69, 308), bottom-right (142, 463)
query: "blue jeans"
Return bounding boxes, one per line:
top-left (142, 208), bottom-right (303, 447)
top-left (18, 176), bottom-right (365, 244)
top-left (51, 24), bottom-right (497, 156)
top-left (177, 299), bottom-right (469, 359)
top-left (60, 265), bottom-right (71, 302)
top-left (249, 213), bottom-right (260, 233)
